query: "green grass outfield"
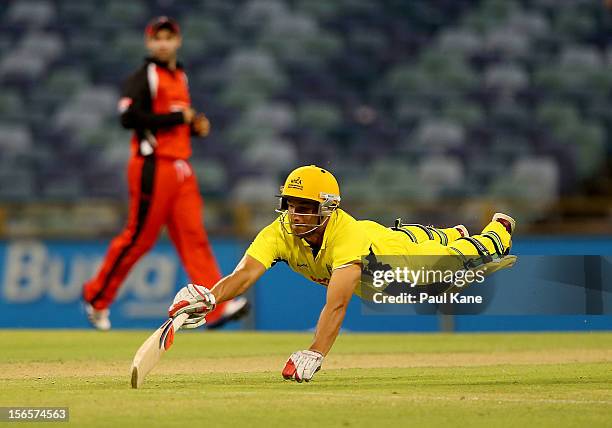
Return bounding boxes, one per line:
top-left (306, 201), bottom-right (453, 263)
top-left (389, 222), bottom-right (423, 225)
top-left (0, 331), bottom-right (610, 427)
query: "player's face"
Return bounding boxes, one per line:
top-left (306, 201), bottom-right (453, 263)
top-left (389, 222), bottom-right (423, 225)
top-left (287, 199), bottom-right (320, 235)
top-left (146, 29), bottom-right (181, 63)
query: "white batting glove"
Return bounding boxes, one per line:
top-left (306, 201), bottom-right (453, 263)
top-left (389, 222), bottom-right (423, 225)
top-left (282, 350), bottom-right (324, 382)
top-left (181, 313), bottom-right (207, 329)
top-left (168, 283), bottom-right (216, 329)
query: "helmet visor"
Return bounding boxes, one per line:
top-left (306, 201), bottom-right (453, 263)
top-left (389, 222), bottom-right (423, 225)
top-left (276, 197), bottom-right (327, 237)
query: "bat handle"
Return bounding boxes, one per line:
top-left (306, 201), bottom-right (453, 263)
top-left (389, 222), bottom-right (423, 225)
top-left (172, 313), bottom-right (190, 329)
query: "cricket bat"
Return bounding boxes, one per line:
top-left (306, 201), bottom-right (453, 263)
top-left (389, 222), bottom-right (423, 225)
top-left (130, 313), bottom-right (189, 389)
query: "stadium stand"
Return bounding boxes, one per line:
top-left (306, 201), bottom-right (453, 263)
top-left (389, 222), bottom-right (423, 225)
top-left (0, 0), bottom-right (611, 235)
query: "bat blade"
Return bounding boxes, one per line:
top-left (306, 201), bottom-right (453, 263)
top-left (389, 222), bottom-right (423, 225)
top-left (130, 313), bottom-right (189, 389)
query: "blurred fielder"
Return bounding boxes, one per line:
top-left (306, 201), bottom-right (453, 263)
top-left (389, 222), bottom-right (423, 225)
top-left (168, 165), bottom-right (516, 382)
top-left (82, 17), bottom-right (248, 330)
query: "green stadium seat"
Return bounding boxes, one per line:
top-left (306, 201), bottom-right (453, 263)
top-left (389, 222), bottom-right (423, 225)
top-left (437, 28), bottom-right (483, 58)
top-left (19, 31), bottom-right (64, 62)
top-left (191, 159), bottom-right (229, 195)
top-left (295, 0), bottom-right (342, 19)
top-left (485, 28), bottom-right (530, 59)
top-left (0, 50), bottom-right (48, 81)
top-left (417, 155), bottom-right (465, 197)
top-left (220, 83), bottom-right (273, 110)
top-left (0, 169), bottom-right (35, 200)
top-left (6, 0), bottom-right (56, 28)
top-left (383, 65), bottom-right (431, 98)
top-left (59, 0), bottom-right (97, 23)
top-left (109, 32), bottom-right (146, 70)
top-left (105, 0), bottom-right (147, 26)
top-left (536, 102), bottom-right (581, 141)
top-left (505, 11), bottom-right (549, 39)
top-left (245, 103), bottom-right (295, 133)
top-left (0, 92), bottom-right (26, 122)
top-left (412, 119), bottom-right (465, 149)
top-left (461, 0), bottom-right (520, 33)
top-left (44, 67), bottom-right (89, 96)
top-left (181, 14), bottom-right (230, 56)
top-left (0, 123), bottom-right (33, 152)
top-left (99, 136), bottom-right (131, 167)
top-left (68, 33), bottom-right (106, 62)
top-left (566, 121), bottom-right (606, 180)
top-left (418, 50), bottom-right (478, 97)
top-left (242, 137), bottom-right (297, 174)
top-left (484, 63), bottom-right (529, 94)
top-left (490, 136), bottom-right (533, 159)
top-left (42, 177), bottom-right (84, 200)
top-left (297, 102), bottom-right (342, 135)
top-left (554, 7), bottom-right (596, 41)
top-left (490, 101), bottom-right (531, 130)
top-left (478, 0), bottom-right (521, 23)
top-left (237, 0), bottom-right (289, 30)
top-left (488, 156), bottom-right (559, 212)
top-left (232, 175), bottom-right (279, 203)
top-left (218, 50), bottom-right (287, 108)
top-left (441, 101), bottom-right (484, 128)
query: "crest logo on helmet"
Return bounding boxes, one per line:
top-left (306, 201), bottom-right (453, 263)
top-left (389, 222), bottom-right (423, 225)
top-left (288, 177), bottom-right (303, 190)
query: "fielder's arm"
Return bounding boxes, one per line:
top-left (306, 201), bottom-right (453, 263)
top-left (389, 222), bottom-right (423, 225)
top-left (309, 263), bottom-right (361, 356)
top-left (211, 254), bottom-right (266, 303)
top-left (119, 71), bottom-right (187, 130)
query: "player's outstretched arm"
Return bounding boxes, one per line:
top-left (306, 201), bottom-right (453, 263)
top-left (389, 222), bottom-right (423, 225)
top-left (211, 255), bottom-right (266, 303)
top-left (168, 255), bottom-right (265, 328)
top-left (282, 263), bottom-right (361, 383)
top-left (310, 263), bottom-right (361, 355)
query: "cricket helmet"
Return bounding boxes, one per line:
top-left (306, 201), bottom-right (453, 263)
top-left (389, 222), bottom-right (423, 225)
top-left (276, 165), bottom-right (341, 236)
top-left (279, 165), bottom-right (340, 212)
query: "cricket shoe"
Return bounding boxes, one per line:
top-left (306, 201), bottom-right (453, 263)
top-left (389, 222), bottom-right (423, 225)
top-left (454, 225), bottom-right (469, 238)
top-left (85, 303), bottom-right (111, 331)
top-left (207, 297), bottom-right (250, 330)
top-left (493, 213), bottom-right (515, 234)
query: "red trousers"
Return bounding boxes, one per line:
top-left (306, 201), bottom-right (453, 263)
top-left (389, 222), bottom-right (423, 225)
top-left (83, 155), bottom-right (228, 323)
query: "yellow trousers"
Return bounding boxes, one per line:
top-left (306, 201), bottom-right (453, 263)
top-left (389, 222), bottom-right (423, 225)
top-left (393, 220), bottom-right (513, 284)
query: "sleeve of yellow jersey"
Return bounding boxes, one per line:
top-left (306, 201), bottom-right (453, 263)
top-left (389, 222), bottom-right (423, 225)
top-left (245, 220), bottom-right (282, 269)
top-left (329, 218), bottom-right (370, 270)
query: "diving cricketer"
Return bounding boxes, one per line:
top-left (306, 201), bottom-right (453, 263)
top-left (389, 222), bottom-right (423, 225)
top-left (167, 165), bottom-right (516, 382)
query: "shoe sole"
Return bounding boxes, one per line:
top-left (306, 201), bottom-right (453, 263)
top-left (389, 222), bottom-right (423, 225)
top-left (455, 225), bottom-right (470, 238)
top-left (493, 212), bottom-right (516, 234)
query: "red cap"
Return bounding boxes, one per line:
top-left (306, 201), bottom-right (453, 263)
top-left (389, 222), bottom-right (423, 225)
top-left (145, 16), bottom-right (180, 37)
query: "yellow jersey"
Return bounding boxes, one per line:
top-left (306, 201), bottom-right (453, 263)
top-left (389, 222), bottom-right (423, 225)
top-left (245, 209), bottom-right (410, 287)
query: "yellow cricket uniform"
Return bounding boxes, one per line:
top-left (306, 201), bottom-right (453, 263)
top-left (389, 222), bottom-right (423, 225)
top-left (246, 209), bottom-right (512, 295)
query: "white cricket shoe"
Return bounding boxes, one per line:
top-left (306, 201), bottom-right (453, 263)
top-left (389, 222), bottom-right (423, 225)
top-left (454, 224), bottom-right (470, 238)
top-left (85, 303), bottom-right (111, 331)
top-left (492, 213), bottom-right (516, 234)
top-left (207, 296), bottom-right (250, 330)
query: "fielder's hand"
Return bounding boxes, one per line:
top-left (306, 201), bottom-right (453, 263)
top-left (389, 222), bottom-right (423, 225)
top-left (282, 350), bottom-right (323, 382)
top-left (168, 283), bottom-right (216, 329)
top-left (192, 113), bottom-right (210, 137)
top-left (182, 107), bottom-right (196, 124)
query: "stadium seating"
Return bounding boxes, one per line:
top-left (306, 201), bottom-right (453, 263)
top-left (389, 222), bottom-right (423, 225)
top-left (0, 0), bottom-right (610, 232)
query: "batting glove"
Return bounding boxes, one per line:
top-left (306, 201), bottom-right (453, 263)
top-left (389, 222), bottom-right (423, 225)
top-left (282, 350), bottom-right (323, 382)
top-left (181, 313), bottom-right (207, 329)
top-left (168, 283), bottom-right (216, 329)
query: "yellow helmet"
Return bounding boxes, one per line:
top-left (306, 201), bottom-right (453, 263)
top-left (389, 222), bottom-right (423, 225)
top-left (278, 165), bottom-right (341, 218)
